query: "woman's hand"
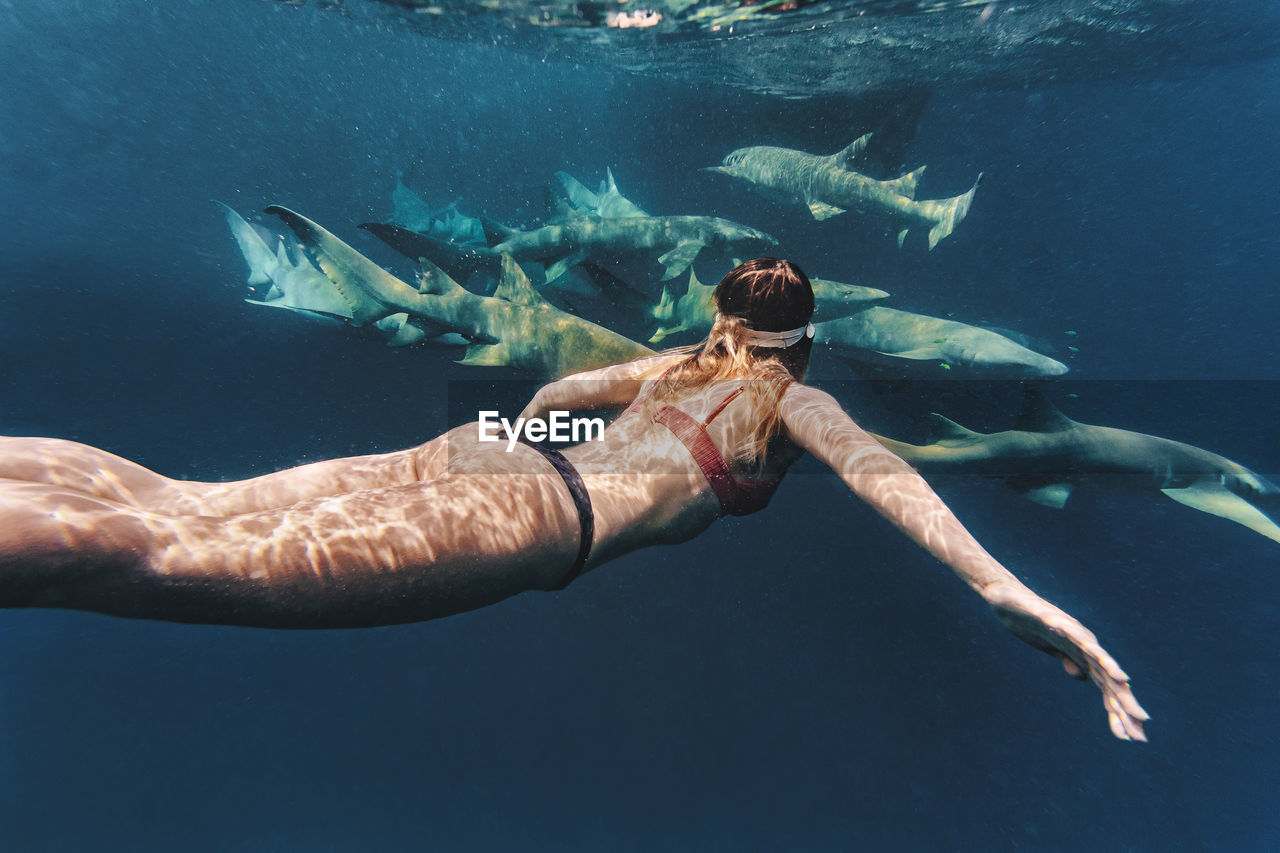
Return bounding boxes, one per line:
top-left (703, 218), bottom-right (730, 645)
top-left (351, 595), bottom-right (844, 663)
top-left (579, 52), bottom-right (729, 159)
top-left (983, 580), bottom-right (1150, 742)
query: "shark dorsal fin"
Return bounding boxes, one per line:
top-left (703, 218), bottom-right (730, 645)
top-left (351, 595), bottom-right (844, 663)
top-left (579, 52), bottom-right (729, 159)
top-left (481, 217), bottom-right (515, 246)
top-left (554, 171), bottom-right (597, 213)
top-left (605, 166), bottom-right (619, 195)
top-left (414, 257), bottom-right (466, 297)
top-left (274, 239), bottom-right (291, 269)
top-left (652, 284), bottom-right (675, 322)
top-left (927, 413), bottom-right (981, 445)
top-left (684, 268), bottom-right (713, 300)
top-left (494, 254), bottom-right (548, 308)
top-left (884, 165), bottom-right (925, 200)
top-left (832, 133), bottom-right (872, 169)
top-left (1015, 387), bottom-right (1077, 433)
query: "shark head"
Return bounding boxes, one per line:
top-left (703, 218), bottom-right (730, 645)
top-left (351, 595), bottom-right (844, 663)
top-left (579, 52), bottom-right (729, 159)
top-left (946, 327), bottom-right (1068, 377)
top-left (707, 218), bottom-right (777, 253)
top-left (702, 148), bottom-right (757, 182)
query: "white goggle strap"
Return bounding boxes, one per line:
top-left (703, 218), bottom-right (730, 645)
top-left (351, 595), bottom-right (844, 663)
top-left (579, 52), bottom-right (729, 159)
top-left (716, 314), bottom-right (815, 348)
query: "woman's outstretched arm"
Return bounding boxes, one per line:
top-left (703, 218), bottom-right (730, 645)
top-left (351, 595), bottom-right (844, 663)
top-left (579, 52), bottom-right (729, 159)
top-left (779, 384), bottom-right (1149, 741)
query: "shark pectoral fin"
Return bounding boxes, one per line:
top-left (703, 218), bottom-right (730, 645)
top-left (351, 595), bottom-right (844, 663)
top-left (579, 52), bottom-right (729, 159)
top-left (375, 313), bottom-right (429, 347)
top-left (884, 165), bottom-right (926, 200)
top-left (649, 324), bottom-right (685, 344)
top-left (544, 248), bottom-right (588, 285)
top-left (876, 346), bottom-right (942, 360)
top-left (896, 228), bottom-right (909, 248)
top-left (1008, 479), bottom-right (1074, 509)
top-left (1161, 481), bottom-right (1280, 544)
top-left (458, 341), bottom-right (512, 367)
top-left (658, 240), bottom-right (703, 280)
top-left (807, 201), bottom-right (846, 220)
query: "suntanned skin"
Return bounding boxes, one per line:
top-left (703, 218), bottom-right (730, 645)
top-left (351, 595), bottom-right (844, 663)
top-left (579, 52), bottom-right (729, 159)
top-left (0, 355), bottom-right (1147, 740)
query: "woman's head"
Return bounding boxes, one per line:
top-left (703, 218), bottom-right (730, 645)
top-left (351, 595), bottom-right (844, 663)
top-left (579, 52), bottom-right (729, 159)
top-left (649, 258), bottom-right (815, 462)
top-left (712, 257), bottom-right (815, 379)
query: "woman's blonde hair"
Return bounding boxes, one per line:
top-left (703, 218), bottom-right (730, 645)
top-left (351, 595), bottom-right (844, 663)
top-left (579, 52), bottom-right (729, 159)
top-left (647, 258), bottom-right (815, 464)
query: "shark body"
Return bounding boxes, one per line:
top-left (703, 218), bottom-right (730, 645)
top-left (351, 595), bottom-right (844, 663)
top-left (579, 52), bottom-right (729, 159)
top-left (266, 206), bottom-right (654, 377)
top-left (707, 134), bottom-right (980, 249)
top-left (816, 306), bottom-right (1068, 377)
top-left (487, 211), bottom-right (777, 283)
top-left (876, 388), bottom-right (1280, 544)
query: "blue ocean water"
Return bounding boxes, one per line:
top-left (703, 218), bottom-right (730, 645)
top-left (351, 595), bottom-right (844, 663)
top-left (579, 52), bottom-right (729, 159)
top-left (0, 1), bottom-right (1277, 849)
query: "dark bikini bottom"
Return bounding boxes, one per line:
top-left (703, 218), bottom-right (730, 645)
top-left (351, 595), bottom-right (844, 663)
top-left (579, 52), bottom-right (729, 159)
top-left (517, 436), bottom-right (594, 591)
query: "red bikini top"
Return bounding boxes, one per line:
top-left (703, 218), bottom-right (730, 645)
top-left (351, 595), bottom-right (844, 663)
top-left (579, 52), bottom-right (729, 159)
top-left (624, 373), bottom-right (785, 517)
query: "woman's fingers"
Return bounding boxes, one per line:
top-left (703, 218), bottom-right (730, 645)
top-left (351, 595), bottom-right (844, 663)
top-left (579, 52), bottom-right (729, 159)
top-left (987, 582), bottom-right (1150, 741)
top-left (1100, 677), bottom-right (1149, 742)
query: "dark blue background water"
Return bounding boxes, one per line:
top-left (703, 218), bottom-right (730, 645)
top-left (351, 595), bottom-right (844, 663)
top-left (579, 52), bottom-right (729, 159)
top-left (1, 1), bottom-right (1277, 849)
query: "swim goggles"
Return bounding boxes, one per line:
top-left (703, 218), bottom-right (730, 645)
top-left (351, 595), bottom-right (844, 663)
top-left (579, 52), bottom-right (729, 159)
top-left (717, 314), bottom-right (816, 348)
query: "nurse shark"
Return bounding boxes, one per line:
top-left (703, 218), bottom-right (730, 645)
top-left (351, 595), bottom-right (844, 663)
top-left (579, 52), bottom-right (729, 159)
top-left (816, 306), bottom-right (1068, 378)
top-left (873, 387), bottom-right (1280, 545)
top-left (483, 208), bottom-right (777, 284)
top-left (265, 205), bottom-right (655, 377)
top-left (706, 133), bottom-right (981, 249)
top-left (366, 167), bottom-right (775, 291)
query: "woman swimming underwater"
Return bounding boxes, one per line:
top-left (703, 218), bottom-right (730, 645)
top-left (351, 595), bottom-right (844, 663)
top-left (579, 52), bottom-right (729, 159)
top-left (0, 258), bottom-right (1147, 740)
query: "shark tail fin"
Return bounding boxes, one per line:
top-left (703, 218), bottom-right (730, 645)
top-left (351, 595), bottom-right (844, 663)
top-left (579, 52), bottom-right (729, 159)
top-left (927, 413), bottom-right (983, 446)
top-left (266, 205), bottom-right (411, 326)
top-left (555, 170), bottom-right (598, 213)
top-left (926, 173), bottom-right (982, 250)
top-left (833, 132), bottom-right (873, 168)
top-left (884, 165), bottom-right (926, 200)
top-left (215, 201), bottom-right (279, 288)
top-left (1015, 386), bottom-right (1077, 433)
top-left (481, 217), bottom-right (517, 247)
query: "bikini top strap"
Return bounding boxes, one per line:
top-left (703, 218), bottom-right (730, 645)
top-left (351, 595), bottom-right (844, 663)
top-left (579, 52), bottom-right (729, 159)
top-left (701, 384), bottom-right (746, 427)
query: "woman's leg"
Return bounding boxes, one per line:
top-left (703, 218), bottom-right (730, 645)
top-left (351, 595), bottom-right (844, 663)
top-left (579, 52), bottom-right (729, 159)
top-left (0, 432), bottom-right (457, 516)
top-left (0, 443), bottom-right (580, 628)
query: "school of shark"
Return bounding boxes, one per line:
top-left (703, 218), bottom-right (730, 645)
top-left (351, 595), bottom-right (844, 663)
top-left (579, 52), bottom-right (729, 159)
top-left (218, 132), bottom-right (1280, 548)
